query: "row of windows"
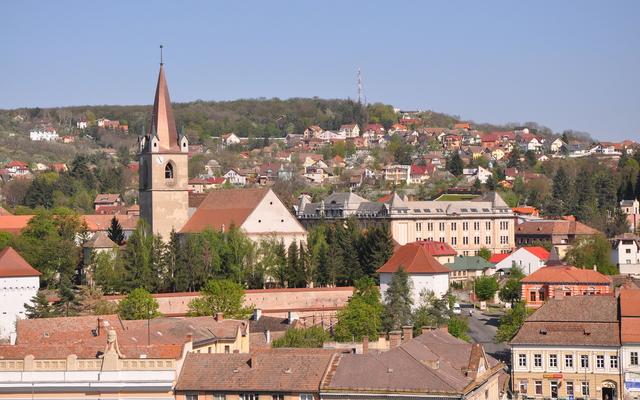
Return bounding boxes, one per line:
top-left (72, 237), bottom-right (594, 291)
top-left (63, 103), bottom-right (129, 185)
top-left (186, 394), bottom-right (313, 400)
top-left (415, 221), bottom-right (509, 232)
top-left (518, 353), bottom-right (618, 370)
top-left (519, 379), bottom-right (588, 397)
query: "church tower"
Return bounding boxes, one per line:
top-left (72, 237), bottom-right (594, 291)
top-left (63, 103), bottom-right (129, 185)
top-left (138, 59), bottom-right (189, 241)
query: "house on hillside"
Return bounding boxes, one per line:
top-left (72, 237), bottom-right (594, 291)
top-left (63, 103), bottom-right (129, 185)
top-left (515, 219), bottom-right (600, 258)
top-left (221, 133), bottom-right (241, 146)
top-left (338, 123), bottom-right (360, 138)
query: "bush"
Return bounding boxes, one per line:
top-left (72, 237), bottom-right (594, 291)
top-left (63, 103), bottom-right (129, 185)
top-left (117, 288), bottom-right (161, 320)
top-left (272, 326), bottom-right (329, 348)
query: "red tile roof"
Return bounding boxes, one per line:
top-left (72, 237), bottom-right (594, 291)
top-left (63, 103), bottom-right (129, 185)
top-left (489, 253), bottom-right (510, 263)
top-left (180, 188), bottom-right (269, 233)
top-left (378, 242), bottom-right (451, 274)
top-left (0, 215), bottom-right (34, 234)
top-left (0, 247), bottom-right (40, 278)
top-left (620, 288), bottom-right (640, 317)
top-left (520, 265), bottom-right (611, 284)
top-left (522, 246), bottom-right (550, 260)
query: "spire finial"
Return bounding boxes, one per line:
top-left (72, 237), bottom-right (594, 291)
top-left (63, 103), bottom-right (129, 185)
top-left (160, 44), bottom-right (164, 66)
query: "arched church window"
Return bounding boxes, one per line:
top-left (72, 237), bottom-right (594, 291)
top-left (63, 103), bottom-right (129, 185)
top-left (165, 163), bottom-right (174, 179)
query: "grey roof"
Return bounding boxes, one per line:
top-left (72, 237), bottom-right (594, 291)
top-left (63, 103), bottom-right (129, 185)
top-left (446, 256), bottom-right (495, 271)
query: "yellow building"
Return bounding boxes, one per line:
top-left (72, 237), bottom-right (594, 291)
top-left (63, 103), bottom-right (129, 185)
top-left (510, 296), bottom-right (621, 400)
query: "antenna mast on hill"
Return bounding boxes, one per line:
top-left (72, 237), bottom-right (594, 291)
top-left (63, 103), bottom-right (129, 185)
top-left (160, 44), bottom-right (164, 66)
top-left (357, 68), bottom-right (366, 106)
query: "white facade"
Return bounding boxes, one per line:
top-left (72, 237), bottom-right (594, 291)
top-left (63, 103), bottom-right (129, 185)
top-left (223, 169), bottom-right (247, 186)
top-left (621, 344), bottom-right (640, 397)
top-left (612, 237), bottom-right (640, 277)
top-left (494, 247), bottom-right (547, 275)
top-left (0, 276), bottom-right (39, 339)
top-left (29, 129), bottom-right (59, 141)
top-left (241, 189), bottom-right (308, 249)
top-left (379, 272), bottom-right (449, 307)
top-left (222, 133), bottom-right (241, 146)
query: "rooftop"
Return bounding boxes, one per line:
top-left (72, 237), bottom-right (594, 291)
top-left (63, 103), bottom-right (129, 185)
top-left (520, 265), bottom-right (611, 285)
top-left (378, 242), bottom-right (451, 274)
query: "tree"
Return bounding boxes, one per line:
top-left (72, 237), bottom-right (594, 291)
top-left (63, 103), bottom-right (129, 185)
top-left (25, 291), bottom-right (57, 318)
top-left (477, 247), bottom-right (491, 261)
top-left (446, 152), bottom-right (464, 176)
top-left (272, 326), bottom-right (330, 348)
top-left (187, 279), bottom-right (252, 319)
top-left (547, 166), bottom-right (573, 216)
top-left (54, 276), bottom-right (83, 317)
top-left (382, 267), bottom-right (413, 331)
top-left (495, 302), bottom-right (531, 343)
top-left (524, 150), bottom-right (537, 168)
top-left (573, 168), bottom-right (597, 223)
top-left (447, 317), bottom-right (470, 341)
top-left (499, 278), bottom-right (521, 304)
top-left (107, 216), bottom-right (125, 245)
top-left (474, 276), bottom-right (499, 302)
top-left (565, 234), bottom-right (617, 275)
top-left (334, 277), bottom-right (384, 341)
top-left (412, 289), bottom-right (451, 332)
top-left (507, 146), bottom-right (521, 168)
top-left (117, 288), bottom-right (161, 320)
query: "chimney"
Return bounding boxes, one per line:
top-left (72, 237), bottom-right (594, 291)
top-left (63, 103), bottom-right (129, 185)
top-left (362, 336), bottom-right (369, 354)
top-left (185, 334), bottom-right (193, 343)
top-left (287, 311), bottom-right (298, 324)
top-left (97, 317), bottom-right (103, 336)
top-left (215, 312), bottom-right (224, 321)
top-left (253, 308), bottom-right (262, 321)
top-left (264, 329), bottom-right (271, 344)
top-left (250, 354), bottom-right (258, 368)
top-left (593, 264), bottom-right (597, 271)
top-left (389, 331), bottom-right (401, 348)
top-left (421, 326), bottom-right (435, 335)
top-left (402, 326), bottom-right (413, 341)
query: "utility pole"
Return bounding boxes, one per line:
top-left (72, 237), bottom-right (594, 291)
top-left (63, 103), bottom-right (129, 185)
top-left (357, 68), bottom-right (365, 106)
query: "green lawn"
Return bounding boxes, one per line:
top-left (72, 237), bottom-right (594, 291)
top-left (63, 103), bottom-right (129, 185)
top-left (435, 194), bottom-right (479, 201)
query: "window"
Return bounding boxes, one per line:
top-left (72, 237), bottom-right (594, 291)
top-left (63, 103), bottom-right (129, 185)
top-left (518, 354), bottom-right (527, 367)
top-left (549, 354), bottom-right (558, 368)
top-left (550, 381), bottom-right (558, 398)
top-left (224, 345), bottom-right (230, 354)
top-left (596, 355), bottom-right (605, 369)
top-left (581, 354), bottom-right (589, 369)
top-left (416, 222), bottom-right (422, 231)
top-left (474, 236), bottom-right (480, 245)
top-left (164, 163), bottom-right (174, 179)
top-left (530, 291), bottom-right (537, 302)
top-left (566, 381), bottom-right (574, 396)
top-left (215, 395), bottom-right (226, 400)
top-left (439, 236), bottom-right (445, 243)
top-left (451, 237), bottom-right (457, 245)
top-left (300, 395), bottom-right (313, 400)
top-left (534, 354), bottom-right (542, 368)
top-left (539, 290), bottom-right (546, 302)
top-left (451, 222), bottom-right (457, 230)
top-left (186, 395), bottom-right (198, 400)
top-left (463, 222), bottom-right (469, 231)
top-left (500, 221), bottom-right (509, 230)
top-left (474, 221), bottom-right (480, 230)
top-left (273, 395), bottom-right (284, 400)
top-left (632, 351), bottom-right (638, 366)
top-left (565, 354), bottom-right (574, 368)
top-left (610, 355), bottom-right (618, 369)
top-left (439, 222), bottom-right (445, 231)
top-left (500, 235), bottom-right (509, 244)
top-left (240, 395), bottom-right (259, 400)
top-left (535, 380), bottom-right (542, 395)
top-left (427, 223), bottom-right (433, 231)
top-left (581, 381), bottom-right (589, 396)
top-left (463, 237), bottom-right (469, 245)
top-left (485, 236), bottom-right (491, 245)
top-left (486, 221), bottom-right (491, 230)
top-left (519, 380), bottom-right (528, 394)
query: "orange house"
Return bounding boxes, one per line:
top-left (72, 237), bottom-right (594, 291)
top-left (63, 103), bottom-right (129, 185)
top-left (520, 265), bottom-right (612, 308)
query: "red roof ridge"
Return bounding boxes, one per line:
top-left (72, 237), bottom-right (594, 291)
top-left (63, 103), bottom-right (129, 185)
top-left (0, 247), bottom-right (41, 277)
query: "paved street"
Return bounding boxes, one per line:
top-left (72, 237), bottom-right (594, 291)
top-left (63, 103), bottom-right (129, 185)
top-left (462, 304), bottom-right (510, 364)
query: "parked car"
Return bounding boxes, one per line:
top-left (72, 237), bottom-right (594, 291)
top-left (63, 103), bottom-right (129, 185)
top-left (452, 303), bottom-right (462, 315)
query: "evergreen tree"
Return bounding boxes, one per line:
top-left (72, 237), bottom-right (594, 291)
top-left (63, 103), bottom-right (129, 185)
top-left (507, 146), bottom-right (521, 168)
top-left (25, 291), bottom-right (57, 318)
top-left (485, 175), bottom-right (496, 191)
top-left (446, 152), bottom-right (464, 176)
top-left (286, 241), bottom-right (299, 288)
top-left (107, 216), bottom-right (125, 245)
top-left (359, 224), bottom-right (394, 277)
top-left (547, 166), bottom-right (573, 216)
top-left (573, 168), bottom-right (597, 223)
top-left (382, 266), bottom-right (413, 331)
top-left (54, 276), bottom-right (83, 317)
top-left (524, 150), bottom-right (537, 167)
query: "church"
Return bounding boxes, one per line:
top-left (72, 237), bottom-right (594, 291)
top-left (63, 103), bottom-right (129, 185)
top-left (138, 62), bottom-right (307, 246)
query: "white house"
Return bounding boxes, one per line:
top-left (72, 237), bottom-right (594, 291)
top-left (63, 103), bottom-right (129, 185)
top-left (377, 241), bottom-right (451, 306)
top-left (221, 133), bottom-right (241, 146)
top-left (76, 119), bottom-right (88, 129)
top-left (549, 138), bottom-right (566, 153)
top-left (490, 246), bottom-right (550, 275)
top-left (338, 124), bottom-right (360, 138)
top-left (29, 129), bottom-right (59, 141)
top-left (223, 169), bottom-right (247, 186)
top-left (621, 199), bottom-right (640, 232)
top-left (611, 233), bottom-right (640, 277)
top-left (0, 247), bottom-right (40, 340)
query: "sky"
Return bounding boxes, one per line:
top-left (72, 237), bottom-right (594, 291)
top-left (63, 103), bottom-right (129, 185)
top-left (1, 1), bottom-right (639, 141)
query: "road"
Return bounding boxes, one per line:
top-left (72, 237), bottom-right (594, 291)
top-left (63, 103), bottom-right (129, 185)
top-left (462, 304), bottom-right (510, 364)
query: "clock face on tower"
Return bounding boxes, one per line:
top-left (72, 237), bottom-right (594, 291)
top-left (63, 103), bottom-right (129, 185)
top-left (156, 155), bottom-right (164, 164)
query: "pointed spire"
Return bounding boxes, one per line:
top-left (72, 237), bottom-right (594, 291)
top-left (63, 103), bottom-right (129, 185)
top-left (150, 63), bottom-right (179, 151)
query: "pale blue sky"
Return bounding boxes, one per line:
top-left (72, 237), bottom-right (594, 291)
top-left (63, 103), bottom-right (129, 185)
top-left (1, 1), bottom-right (639, 140)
